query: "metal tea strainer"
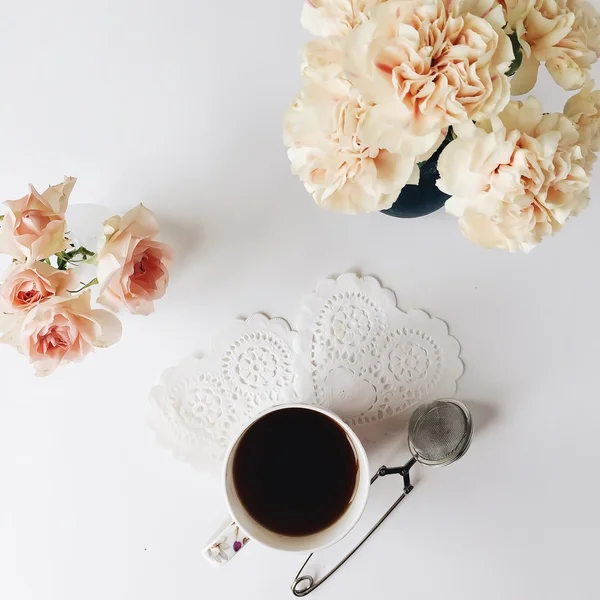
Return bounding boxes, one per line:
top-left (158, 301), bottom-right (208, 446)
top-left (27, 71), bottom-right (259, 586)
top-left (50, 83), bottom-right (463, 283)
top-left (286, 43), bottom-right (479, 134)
top-left (291, 399), bottom-right (473, 597)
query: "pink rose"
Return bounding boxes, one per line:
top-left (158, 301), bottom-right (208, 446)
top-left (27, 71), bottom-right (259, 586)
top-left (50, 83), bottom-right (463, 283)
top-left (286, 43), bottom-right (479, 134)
top-left (0, 177), bottom-right (76, 262)
top-left (21, 291), bottom-right (122, 376)
top-left (97, 204), bottom-right (173, 316)
top-left (1, 261), bottom-right (78, 312)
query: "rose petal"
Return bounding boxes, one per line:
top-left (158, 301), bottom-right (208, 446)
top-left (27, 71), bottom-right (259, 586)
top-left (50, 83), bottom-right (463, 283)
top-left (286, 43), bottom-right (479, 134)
top-left (90, 309), bottom-right (122, 348)
top-left (0, 211), bottom-right (26, 261)
top-left (40, 176), bottom-right (77, 214)
top-left (0, 311), bottom-right (24, 349)
top-left (118, 204), bottom-right (160, 239)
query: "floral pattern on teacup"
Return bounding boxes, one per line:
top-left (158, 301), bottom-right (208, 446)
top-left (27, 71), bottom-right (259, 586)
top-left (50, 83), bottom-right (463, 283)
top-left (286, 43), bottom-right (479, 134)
top-left (205, 523), bottom-right (249, 566)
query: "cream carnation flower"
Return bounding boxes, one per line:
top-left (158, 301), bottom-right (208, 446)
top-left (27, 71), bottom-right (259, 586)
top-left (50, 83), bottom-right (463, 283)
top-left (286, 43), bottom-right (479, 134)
top-left (284, 76), bottom-right (419, 213)
top-left (505, 0), bottom-right (600, 94)
top-left (564, 82), bottom-right (600, 173)
top-left (437, 97), bottom-right (589, 252)
top-left (300, 36), bottom-right (346, 83)
top-left (344, 0), bottom-right (513, 158)
top-left (301, 0), bottom-right (387, 37)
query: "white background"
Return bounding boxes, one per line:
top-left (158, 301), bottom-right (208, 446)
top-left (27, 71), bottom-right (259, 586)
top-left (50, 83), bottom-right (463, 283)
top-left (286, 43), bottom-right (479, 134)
top-left (1, 1), bottom-right (599, 599)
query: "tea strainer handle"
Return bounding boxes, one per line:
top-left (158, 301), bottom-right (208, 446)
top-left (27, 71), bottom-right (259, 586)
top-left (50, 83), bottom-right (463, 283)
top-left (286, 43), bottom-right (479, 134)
top-left (291, 461), bottom-right (416, 597)
top-left (292, 399), bottom-right (474, 596)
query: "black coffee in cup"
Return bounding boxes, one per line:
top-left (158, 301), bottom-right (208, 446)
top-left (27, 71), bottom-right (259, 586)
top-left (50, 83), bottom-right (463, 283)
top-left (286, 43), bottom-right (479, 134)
top-left (233, 408), bottom-right (358, 537)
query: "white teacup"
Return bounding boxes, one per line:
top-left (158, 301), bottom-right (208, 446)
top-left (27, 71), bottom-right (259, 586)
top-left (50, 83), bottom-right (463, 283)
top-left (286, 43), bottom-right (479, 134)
top-left (203, 404), bottom-right (370, 566)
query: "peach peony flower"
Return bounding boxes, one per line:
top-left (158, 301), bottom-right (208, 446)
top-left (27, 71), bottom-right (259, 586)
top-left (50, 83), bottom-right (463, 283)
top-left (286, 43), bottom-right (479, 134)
top-left (564, 81), bottom-right (600, 173)
top-left (344, 0), bottom-right (513, 158)
top-left (437, 97), bottom-right (590, 252)
top-left (301, 0), bottom-right (387, 37)
top-left (0, 261), bottom-right (77, 313)
top-left (97, 205), bottom-right (173, 316)
top-left (20, 290), bottom-right (122, 376)
top-left (0, 177), bottom-right (75, 263)
top-left (505, 0), bottom-right (600, 94)
top-left (284, 75), bottom-right (419, 213)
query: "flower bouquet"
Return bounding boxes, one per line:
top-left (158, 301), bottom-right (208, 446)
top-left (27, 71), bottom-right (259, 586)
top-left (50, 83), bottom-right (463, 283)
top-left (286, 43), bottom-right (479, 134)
top-left (0, 177), bottom-right (173, 376)
top-left (284, 0), bottom-right (600, 252)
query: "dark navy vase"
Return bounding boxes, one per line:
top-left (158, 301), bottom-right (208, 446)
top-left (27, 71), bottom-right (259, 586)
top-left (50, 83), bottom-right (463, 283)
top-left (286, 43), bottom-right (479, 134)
top-left (382, 134), bottom-right (451, 219)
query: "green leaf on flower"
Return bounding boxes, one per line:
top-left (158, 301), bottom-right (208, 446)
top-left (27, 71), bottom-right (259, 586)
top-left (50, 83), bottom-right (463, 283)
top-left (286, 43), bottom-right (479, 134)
top-left (506, 32), bottom-right (524, 78)
top-left (68, 277), bottom-right (99, 294)
top-left (54, 245), bottom-right (97, 268)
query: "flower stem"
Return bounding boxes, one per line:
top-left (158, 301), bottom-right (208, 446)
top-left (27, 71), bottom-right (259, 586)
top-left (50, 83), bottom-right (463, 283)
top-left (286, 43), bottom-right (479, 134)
top-left (56, 245), bottom-right (97, 270)
top-left (68, 278), bottom-right (99, 294)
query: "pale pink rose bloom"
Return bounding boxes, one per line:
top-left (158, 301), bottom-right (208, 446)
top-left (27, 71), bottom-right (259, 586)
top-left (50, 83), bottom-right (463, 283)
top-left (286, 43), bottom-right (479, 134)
top-left (20, 290), bottom-right (122, 376)
top-left (97, 204), bottom-right (173, 316)
top-left (0, 261), bottom-right (78, 313)
top-left (0, 177), bottom-right (76, 263)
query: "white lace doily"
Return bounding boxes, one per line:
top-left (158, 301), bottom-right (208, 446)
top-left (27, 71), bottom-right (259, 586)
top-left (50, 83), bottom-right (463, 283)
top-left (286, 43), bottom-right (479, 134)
top-left (148, 315), bottom-right (297, 474)
top-left (148, 274), bottom-right (463, 474)
top-left (294, 274), bottom-right (463, 440)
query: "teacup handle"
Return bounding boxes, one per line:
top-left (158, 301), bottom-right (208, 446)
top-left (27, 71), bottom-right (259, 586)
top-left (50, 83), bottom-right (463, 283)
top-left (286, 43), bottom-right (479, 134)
top-left (203, 520), bottom-right (250, 567)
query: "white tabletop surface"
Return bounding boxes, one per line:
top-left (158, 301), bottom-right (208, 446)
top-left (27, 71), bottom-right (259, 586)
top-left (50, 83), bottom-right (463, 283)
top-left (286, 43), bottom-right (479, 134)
top-left (1, 1), bottom-right (600, 599)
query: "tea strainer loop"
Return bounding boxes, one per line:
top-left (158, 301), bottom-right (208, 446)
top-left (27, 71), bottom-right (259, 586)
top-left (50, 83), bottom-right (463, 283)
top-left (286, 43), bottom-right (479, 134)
top-left (291, 399), bottom-right (473, 597)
